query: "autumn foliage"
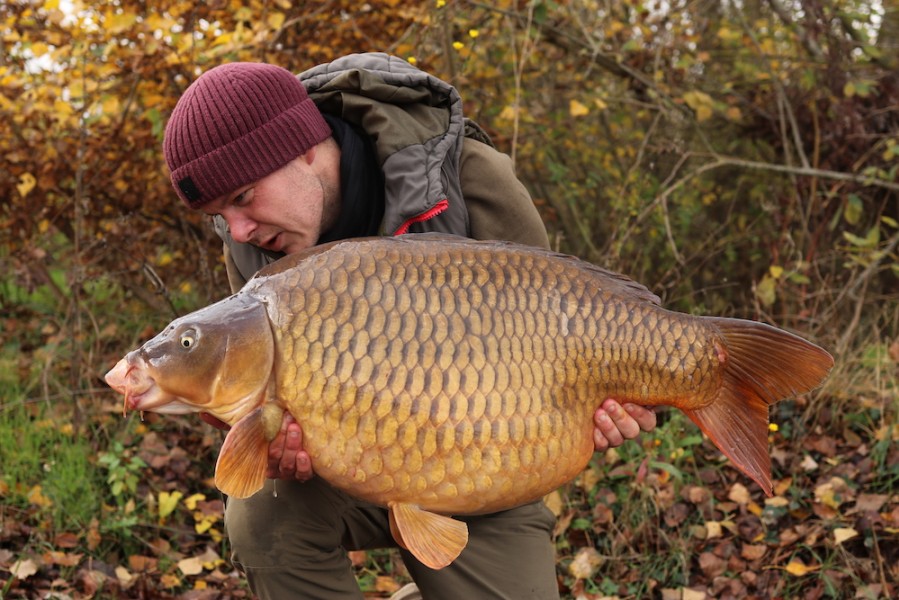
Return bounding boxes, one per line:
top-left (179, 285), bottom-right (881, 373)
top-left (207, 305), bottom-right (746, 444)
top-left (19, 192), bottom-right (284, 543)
top-left (1, 1), bottom-right (897, 598)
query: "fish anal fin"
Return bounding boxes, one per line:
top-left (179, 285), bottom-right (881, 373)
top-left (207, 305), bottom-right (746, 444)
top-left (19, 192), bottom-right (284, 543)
top-left (388, 502), bottom-right (468, 570)
top-left (686, 386), bottom-right (772, 496)
top-left (215, 407), bottom-right (269, 499)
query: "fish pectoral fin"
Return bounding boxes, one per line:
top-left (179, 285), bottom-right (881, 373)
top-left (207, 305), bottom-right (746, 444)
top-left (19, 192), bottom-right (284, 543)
top-left (388, 502), bottom-right (469, 570)
top-left (215, 407), bottom-right (269, 499)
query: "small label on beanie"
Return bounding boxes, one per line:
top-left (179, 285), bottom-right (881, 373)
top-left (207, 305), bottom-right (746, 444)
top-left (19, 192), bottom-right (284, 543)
top-left (178, 176), bottom-right (202, 203)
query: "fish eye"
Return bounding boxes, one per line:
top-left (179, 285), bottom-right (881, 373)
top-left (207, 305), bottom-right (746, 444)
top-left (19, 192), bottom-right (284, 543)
top-left (179, 329), bottom-right (197, 349)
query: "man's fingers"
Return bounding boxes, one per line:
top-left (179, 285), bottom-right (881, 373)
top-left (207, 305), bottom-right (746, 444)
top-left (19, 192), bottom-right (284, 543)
top-left (593, 404), bottom-right (625, 448)
top-left (593, 399), bottom-right (659, 451)
top-left (602, 399), bottom-right (640, 440)
top-left (623, 403), bottom-right (657, 432)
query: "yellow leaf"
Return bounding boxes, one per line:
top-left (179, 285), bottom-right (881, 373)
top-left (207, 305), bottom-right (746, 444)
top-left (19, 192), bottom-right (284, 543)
top-left (785, 559), bottom-right (819, 576)
top-left (30, 42), bottom-right (49, 56)
top-left (184, 493), bottom-right (206, 511)
top-left (704, 520), bottom-right (723, 539)
top-left (158, 490), bottom-right (183, 519)
top-left (593, 98), bottom-right (608, 110)
top-left (498, 105), bottom-right (518, 121)
top-left (683, 90), bottom-right (714, 122)
top-left (726, 106), bottom-right (742, 121)
top-left (43, 0), bottom-right (60, 9)
top-left (157, 252), bottom-right (173, 267)
top-left (17, 172), bottom-right (36, 198)
top-left (452, 41), bottom-right (464, 51)
top-left (833, 527), bottom-right (858, 545)
top-left (38, 219), bottom-right (50, 233)
top-left (107, 12), bottom-right (138, 34)
top-left (194, 513), bottom-right (217, 534)
top-left (27, 485), bottom-right (53, 508)
top-left (543, 490), bottom-right (564, 517)
top-left (267, 12), bottom-right (285, 30)
top-left (569, 99), bottom-right (589, 117)
top-left (145, 14), bottom-right (174, 32)
top-left (101, 95), bottom-right (120, 114)
top-left (769, 265), bottom-right (784, 279)
top-left (764, 496), bottom-right (789, 508)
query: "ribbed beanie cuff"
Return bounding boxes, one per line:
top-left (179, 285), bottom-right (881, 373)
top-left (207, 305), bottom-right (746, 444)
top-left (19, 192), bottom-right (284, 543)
top-left (163, 63), bottom-right (332, 209)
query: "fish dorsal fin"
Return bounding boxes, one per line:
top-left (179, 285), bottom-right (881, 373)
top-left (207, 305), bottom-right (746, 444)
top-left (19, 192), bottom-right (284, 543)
top-left (215, 407), bottom-right (271, 499)
top-left (388, 502), bottom-right (469, 570)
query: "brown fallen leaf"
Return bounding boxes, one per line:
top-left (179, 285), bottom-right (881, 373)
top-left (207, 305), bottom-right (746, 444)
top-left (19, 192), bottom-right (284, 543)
top-left (740, 543), bottom-right (767, 560)
top-left (10, 558), bottom-right (39, 580)
top-left (178, 556), bottom-right (204, 576)
top-left (569, 547), bottom-right (602, 580)
top-left (833, 527), bottom-right (859, 545)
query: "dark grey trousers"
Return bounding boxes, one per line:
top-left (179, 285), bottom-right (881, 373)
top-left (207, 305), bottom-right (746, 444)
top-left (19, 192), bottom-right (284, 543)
top-left (224, 478), bottom-right (561, 599)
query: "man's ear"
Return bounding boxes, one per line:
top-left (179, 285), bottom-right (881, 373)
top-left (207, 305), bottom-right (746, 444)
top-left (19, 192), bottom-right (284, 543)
top-left (301, 145), bottom-right (316, 165)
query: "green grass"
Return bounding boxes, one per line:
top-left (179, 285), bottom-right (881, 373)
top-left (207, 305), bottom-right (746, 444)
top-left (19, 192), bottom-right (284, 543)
top-left (0, 392), bottom-right (104, 535)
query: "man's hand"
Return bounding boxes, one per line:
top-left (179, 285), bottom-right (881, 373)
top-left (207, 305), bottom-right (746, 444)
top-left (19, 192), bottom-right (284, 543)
top-left (265, 413), bottom-right (314, 481)
top-left (199, 411), bottom-right (315, 482)
top-left (592, 399), bottom-right (657, 451)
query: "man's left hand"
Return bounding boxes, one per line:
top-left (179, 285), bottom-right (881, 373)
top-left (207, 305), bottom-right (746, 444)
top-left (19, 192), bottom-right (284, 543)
top-left (592, 399), bottom-right (657, 451)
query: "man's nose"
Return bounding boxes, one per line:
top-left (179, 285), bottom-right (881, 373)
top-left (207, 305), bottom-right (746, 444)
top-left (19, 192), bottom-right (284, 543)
top-left (226, 213), bottom-right (256, 243)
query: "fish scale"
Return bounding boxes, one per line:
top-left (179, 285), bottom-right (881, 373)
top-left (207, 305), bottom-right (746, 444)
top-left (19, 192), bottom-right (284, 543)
top-left (104, 234), bottom-right (833, 569)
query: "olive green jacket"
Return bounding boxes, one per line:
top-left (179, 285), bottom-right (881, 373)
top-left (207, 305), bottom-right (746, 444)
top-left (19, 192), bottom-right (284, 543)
top-left (219, 53), bottom-right (548, 292)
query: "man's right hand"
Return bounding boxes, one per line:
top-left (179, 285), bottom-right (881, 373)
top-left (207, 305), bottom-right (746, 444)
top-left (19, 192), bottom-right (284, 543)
top-left (200, 411), bottom-right (315, 482)
top-left (266, 412), bottom-right (314, 481)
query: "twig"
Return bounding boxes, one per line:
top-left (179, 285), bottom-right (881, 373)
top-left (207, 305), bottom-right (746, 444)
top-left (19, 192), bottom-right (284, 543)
top-left (505, 0), bottom-right (538, 168)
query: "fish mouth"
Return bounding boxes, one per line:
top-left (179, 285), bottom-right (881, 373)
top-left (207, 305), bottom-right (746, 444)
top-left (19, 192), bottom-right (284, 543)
top-left (104, 358), bottom-right (196, 415)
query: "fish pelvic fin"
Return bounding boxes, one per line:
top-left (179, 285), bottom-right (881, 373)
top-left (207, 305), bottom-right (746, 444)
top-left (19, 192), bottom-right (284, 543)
top-left (388, 502), bottom-right (469, 570)
top-left (686, 318), bottom-right (833, 497)
top-left (215, 406), bottom-right (279, 499)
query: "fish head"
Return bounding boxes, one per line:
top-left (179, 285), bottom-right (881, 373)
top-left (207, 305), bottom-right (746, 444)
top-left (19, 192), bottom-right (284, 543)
top-left (104, 294), bottom-right (275, 425)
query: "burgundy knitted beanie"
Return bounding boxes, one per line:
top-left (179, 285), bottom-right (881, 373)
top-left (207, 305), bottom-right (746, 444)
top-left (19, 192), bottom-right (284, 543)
top-left (163, 62), bottom-right (332, 208)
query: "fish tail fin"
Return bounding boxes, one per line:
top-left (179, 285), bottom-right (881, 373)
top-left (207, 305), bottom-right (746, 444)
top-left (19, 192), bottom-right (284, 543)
top-left (684, 318), bottom-right (833, 496)
top-left (215, 405), bottom-right (283, 499)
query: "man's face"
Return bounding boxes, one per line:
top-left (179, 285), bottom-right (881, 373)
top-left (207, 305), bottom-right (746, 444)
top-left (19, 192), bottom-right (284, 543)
top-left (201, 148), bottom-right (340, 255)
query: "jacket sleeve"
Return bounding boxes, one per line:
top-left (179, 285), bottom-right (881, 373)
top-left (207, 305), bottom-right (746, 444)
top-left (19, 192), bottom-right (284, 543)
top-left (460, 138), bottom-right (550, 250)
top-left (223, 245), bottom-right (250, 293)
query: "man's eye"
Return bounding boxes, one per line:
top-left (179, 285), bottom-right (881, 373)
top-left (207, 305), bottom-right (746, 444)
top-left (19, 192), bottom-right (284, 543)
top-left (233, 190), bottom-right (251, 206)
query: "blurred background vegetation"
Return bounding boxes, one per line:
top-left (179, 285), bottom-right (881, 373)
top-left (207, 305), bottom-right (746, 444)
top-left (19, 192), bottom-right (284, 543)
top-left (1, 0), bottom-right (896, 598)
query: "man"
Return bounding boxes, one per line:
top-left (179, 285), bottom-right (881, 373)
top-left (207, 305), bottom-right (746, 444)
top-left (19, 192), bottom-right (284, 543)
top-left (163, 53), bottom-right (656, 599)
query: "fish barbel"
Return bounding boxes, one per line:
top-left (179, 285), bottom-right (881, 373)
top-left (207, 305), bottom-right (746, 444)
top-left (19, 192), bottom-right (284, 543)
top-left (105, 234), bottom-right (833, 568)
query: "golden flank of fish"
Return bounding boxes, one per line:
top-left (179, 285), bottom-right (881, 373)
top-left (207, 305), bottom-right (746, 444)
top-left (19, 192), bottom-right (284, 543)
top-left (105, 234), bottom-right (833, 569)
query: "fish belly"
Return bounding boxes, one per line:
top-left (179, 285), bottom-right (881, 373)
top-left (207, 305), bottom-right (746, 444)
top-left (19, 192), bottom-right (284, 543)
top-left (264, 238), bottom-right (721, 514)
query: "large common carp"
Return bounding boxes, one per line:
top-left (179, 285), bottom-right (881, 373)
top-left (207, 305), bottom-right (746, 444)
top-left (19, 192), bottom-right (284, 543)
top-left (105, 234), bottom-right (832, 569)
